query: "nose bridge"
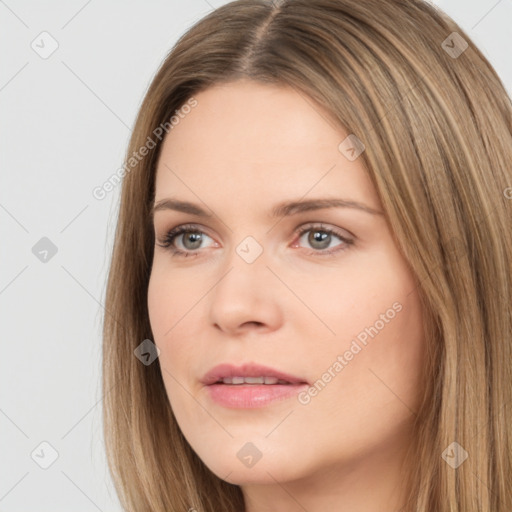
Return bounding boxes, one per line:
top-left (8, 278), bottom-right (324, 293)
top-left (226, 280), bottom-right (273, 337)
top-left (234, 234), bottom-right (266, 267)
top-left (207, 231), bottom-right (283, 332)
top-left (218, 232), bottom-right (270, 292)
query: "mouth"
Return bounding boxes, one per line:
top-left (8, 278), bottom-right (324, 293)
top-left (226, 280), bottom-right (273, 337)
top-left (201, 363), bottom-right (309, 408)
top-left (201, 362), bottom-right (309, 386)
top-left (213, 376), bottom-right (302, 385)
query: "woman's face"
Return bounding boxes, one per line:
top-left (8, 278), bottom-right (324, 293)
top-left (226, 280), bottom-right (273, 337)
top-left (148, 79), bottom-right (425, 492)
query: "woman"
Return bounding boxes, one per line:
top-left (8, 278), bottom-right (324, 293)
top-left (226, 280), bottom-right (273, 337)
top-left (102, 0), bottom-right (512, 510)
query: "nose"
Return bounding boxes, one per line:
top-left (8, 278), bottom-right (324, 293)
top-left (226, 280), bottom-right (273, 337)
top-left (208, 239), bottom-right (283, 336)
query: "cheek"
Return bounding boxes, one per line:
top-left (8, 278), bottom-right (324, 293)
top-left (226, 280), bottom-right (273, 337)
top-left (147, 271), bottom-right (167, 340)
top-left (288, 259), bottom-right (408, 344)
top-left (300, 250), bottom-right (425, 408)
top-left (311, 282), bottom-right (425, 426)
top-left (147, 266), bottom-right (198, 340)
top-left (147, 270), bottom-right (186, 382)
top-left (147, 267), bottom-right (203, 387)
top-left (147, 274), bottom-right (187, 425)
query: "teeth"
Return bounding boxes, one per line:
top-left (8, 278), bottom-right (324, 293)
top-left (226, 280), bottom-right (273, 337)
top-left (220, 376), bottom-right (288, 385)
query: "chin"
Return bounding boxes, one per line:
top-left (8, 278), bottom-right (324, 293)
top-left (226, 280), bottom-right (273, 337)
top-left (195, 442), bottom-right (310, 486)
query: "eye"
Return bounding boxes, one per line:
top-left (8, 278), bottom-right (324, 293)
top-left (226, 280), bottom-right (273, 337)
top-left (293, 223), bottom-right (354, 256)
top-left (156, 224), bottom-right (215, 258)
top-left (156, 222), bottom-right (354, 258)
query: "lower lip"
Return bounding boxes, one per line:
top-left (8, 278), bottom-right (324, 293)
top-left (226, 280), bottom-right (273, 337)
top-left (205, 383), bottom-right (309, 408)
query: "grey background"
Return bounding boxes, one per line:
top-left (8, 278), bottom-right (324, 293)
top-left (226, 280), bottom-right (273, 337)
top-left (1, 0), bottom-right (510, 510)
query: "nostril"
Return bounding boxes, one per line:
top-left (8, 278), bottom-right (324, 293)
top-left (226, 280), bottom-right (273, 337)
top-left (242, 321), bottom-right (264, 328)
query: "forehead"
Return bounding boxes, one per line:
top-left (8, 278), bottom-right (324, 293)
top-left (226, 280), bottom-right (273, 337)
top-left (161, 80), bottom-right (342, 162)
top-left (154, 80), bottom-right (380, 211)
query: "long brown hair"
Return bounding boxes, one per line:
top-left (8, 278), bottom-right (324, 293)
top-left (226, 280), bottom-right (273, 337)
top-left (102, 0), bottom-right (512, 510)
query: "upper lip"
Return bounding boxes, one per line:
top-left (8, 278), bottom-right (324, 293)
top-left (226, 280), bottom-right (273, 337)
top-left (201, 363), bottom-right (309, 385)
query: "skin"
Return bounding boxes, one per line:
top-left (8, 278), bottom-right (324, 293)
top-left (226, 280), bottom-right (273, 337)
top-left (147, 79), bottom-right (426, 511)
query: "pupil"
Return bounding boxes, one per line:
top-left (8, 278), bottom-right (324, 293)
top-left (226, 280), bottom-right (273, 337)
top-left (184, 231), bottom-right (202, 249)
top-left (309, 230), bottom-right (330, 249)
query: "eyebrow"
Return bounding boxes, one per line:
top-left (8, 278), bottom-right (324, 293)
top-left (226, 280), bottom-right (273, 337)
top-left (152, 197), bottom-right (383, 218)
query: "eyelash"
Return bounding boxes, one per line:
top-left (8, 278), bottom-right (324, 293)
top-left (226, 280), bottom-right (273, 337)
top-left (156, 223), bottom-right (354, 258)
